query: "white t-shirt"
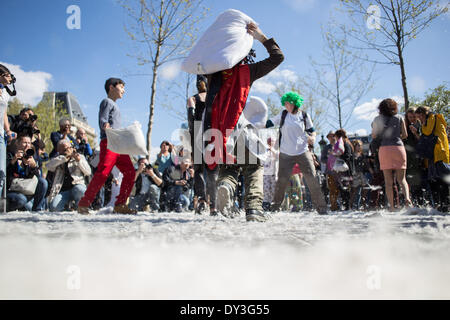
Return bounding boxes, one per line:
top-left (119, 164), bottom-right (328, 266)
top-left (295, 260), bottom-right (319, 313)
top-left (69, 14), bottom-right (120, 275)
top-left (0, 88), bottom-right (10, 135)
top-left (269, 110), bottom-right (314, 156)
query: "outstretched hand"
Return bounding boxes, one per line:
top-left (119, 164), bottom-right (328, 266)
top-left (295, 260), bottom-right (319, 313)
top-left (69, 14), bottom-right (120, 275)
top-left (247, 22), bottom-right (267, 43)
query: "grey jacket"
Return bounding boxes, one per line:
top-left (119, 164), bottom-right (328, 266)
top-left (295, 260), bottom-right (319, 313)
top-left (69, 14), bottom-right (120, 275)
top-left (46, 154), bottom-right (92, 202)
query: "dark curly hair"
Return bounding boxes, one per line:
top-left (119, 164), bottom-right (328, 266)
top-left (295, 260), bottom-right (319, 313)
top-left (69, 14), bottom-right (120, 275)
top-left (378, 98), bottom-right (398, 117)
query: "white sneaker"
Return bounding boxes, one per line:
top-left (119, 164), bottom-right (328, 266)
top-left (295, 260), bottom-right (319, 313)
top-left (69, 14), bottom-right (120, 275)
top-left (217, 183), bottom-right (233, 216)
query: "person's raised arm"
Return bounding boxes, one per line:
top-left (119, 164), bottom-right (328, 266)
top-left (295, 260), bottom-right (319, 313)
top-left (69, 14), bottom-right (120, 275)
top-left (247, 22), bottom-right (284, 82)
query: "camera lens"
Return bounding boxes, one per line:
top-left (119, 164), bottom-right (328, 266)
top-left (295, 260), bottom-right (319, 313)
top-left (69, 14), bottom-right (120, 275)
top-left (26, 149), bottom-right (35, 157)
top-left (24, 149), bottom-right (35, 159)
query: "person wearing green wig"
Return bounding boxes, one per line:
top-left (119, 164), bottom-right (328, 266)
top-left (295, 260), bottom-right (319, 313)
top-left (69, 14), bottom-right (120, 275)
top-left (266, 91), bottom-right (328, 214)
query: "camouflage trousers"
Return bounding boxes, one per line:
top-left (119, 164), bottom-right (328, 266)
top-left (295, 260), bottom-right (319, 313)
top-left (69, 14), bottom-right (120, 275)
top-left (218, 164), bottom-right (264, 211)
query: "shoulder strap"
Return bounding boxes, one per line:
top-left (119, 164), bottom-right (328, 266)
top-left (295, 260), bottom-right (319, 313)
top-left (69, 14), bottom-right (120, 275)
top-left (431, 113), bottom-right (437, 135)
top-left (302, 111), bottom-right (307, 129)
top-left (279, 110), bottom-right (288, 129)
top-left (194, 94), bottom-right (201, 105)
top-left (278, 110), bottom-right (288, 148)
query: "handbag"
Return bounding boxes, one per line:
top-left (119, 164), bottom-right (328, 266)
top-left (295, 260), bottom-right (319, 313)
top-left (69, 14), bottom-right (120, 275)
top-left (9, 175), bottom-right (38, 196)
top-left (416, 115), bottom-right (438, 160)
top-left (333, 158), bottom-right (349, 173)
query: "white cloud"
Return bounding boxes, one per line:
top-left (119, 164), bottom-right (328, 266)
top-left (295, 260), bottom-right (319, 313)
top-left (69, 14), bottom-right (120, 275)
top-left (283, 0), bottom-right (317, 12)
top-left (0, 61), bottom-right (52, 105)
top-left (410, 76), bottom-right (426, 94)
top-left (252, 80), bottom-right (277, 95)
top-left (355, 129), bottom-right (368, 136)
top-left (353, 96), bottom-right (404, 121)
top-left (252, 67), bottom-right (299, 95)
top-left (160, 61), bottom-right (181, 80)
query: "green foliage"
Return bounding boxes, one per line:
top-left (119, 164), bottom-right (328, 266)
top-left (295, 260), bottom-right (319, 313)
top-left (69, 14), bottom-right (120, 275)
top-left (7, 98), bottom-right (27, 117)
top-left (34, 95), bottom-right (70, 148)
top-left (411, 83), bottom-right (450, 123)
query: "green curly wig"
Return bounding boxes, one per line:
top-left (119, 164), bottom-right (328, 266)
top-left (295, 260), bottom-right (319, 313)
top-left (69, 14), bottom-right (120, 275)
top-left (281, 91), bottom-right (304, 109)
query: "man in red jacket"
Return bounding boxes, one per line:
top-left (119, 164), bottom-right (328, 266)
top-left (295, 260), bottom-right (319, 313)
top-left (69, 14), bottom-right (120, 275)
top-left (203, 22), bottom-right (284, 222)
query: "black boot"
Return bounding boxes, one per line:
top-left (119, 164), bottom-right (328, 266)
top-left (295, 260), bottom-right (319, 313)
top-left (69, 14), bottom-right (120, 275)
top-left (246, 209), bottom-right (271, 222)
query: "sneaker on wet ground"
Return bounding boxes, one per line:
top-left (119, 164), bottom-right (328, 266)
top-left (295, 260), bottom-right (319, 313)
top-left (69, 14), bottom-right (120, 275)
top-left (217, 184), bottom-right (233, 215)
top-left (77, 205), bottom-right (90, 215)
top-left (113, 204), bottom-right (137, 214)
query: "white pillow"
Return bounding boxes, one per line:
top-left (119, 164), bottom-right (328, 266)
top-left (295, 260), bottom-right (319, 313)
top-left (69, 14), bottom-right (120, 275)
top-left (243, 96), bottom-right (268, 129)
top-left (105, 122), bottom-right (148, 156)
top-left (181, 9), bottom-right (256, 74)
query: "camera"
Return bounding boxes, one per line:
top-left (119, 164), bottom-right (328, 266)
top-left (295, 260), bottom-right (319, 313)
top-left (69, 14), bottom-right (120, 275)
top-left (182, 179), bottom-right (192, 192)
top-left (23, 149), bottom-right (35, 160)
top-left (19, 125), bottom-right (40, 138)
top-left (29, 114), bottom-right (38, 122)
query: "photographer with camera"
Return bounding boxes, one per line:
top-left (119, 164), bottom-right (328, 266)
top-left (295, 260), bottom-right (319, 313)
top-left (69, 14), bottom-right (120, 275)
top-left (1, 64), bottom-right (16, 201)
top-left (10, 108), bottom-right (41, 142)
top-left (75, 128), bottom-right (93, 158)
top-left (129, 156), bottom-right (163, 212)
top-left (32, 139), bottom-right (49, 177)
top-left (49, 119), bottom-right (78, 158)
top-left (162, 158), bottom-right (194, 212)
top-left (6, 135), bottom-right (48, 211)
top-left (46, 140), bottom-right (91, 212)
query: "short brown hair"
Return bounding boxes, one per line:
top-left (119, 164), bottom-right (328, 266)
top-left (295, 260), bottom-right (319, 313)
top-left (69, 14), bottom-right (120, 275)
top-left (378, 98), bottom-right (398, 117)
top-left (415, 106), bottom-right (431, 115)
top-left (335, 129), bottom-right (348, 139)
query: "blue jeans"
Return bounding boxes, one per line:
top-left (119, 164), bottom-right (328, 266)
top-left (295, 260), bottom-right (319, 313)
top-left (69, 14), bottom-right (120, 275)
top-left (49, 184), bottom-right (86, 212)
top-left (167, 185), bottom-right (190, 211)
top-left (0, 135), bottom-right (6, 196)
top-left (7, 176), bottom-right (48, 211)
top-left (129, 184), bottom-right (161, 211)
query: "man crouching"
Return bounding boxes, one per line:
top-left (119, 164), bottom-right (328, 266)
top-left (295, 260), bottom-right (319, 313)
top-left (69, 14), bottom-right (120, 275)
top-left (46, 140), bottom-right (92, 212)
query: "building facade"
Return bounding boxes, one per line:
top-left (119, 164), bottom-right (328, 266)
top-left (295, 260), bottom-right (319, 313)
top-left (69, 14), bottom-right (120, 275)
top-left (42, 92), bottom-right (97, 148)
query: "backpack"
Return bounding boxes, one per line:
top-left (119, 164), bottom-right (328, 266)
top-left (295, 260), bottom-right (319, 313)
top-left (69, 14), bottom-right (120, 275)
top-left (416, 114), bottom-right (438, 160)
top-left (278, 109), bottom-right (308, 148)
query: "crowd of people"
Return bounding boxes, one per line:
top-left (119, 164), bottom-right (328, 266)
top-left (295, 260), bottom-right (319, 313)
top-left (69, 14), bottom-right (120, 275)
top-left (0, 20), bottom-right (448, 221)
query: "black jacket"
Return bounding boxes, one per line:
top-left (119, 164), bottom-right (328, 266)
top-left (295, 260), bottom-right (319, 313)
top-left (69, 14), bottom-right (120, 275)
top-left (162, 165), bottom-right (193, 189)
top-left (135, 166), bottom-right (163, 194)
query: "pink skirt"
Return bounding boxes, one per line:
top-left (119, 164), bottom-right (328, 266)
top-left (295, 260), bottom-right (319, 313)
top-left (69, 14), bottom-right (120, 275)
top-left (378, 145), bottom-right (407, 170)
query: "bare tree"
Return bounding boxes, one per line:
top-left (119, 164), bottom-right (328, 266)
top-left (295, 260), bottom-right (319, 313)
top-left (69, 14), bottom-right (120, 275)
top-left (338, 0), bottom-right (448, 109)
top-left (310, 25), bottom-right (375, 130)
top-left (159, 72), bottom-right (196, 122)
top-left (121, 0), bottom-right (208, 154)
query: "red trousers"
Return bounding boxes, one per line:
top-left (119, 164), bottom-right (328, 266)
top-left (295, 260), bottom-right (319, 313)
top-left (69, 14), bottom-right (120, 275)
top-left (78, 139), bottom-right (135, 207)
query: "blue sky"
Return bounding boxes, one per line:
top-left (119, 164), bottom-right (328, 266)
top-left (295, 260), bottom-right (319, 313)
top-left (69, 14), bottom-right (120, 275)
top-left (2, 0), bottom-right (449, 153)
